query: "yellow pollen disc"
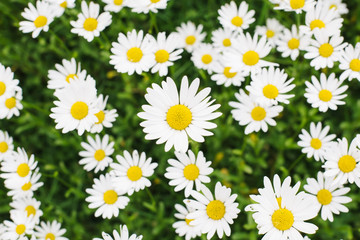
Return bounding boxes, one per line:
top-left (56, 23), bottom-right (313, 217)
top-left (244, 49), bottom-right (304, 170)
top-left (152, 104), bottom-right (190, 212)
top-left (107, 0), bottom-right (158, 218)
top-left (155, 49), bottom-right (170, 63)
top-left (317, 189), bottom-right (332, 205)
top-left (223, 38), bottom-right (231, 47)
top-left (242, 50), bottom-right (260, 66)
top-left (287, 38), bottom-right (300, 50)
top-left (5, 97), bottom-right (16, 109)
top-left (276, 197), bottom-right (282, 207)
top-left (94, 149), bottom-right (106, 161)
top-left (183, 164), bottom-right (200, 180)
top-left (0, 82), bottom-right (6, 96)
top-left (45, 233), bottom-right (56, 240)
top-left (16, 224), bottom-right (26, 235)
top-left (114, 0), bottom-right (123, 5)
top-left (329, 4), bottom-right (337, 10)
top-left (206, 200), bottom-right (225, 220)
top-left (95, 110), bottom-right (105, 124)
top-left (201, 54), bottom-right (213, 64)
top-left (251, 106), bottom-right (266, 121)
top-left (266, 30), bottom-right (275, 38)
top-left (70, 101), bottom-right (89, 120)
top-left (185, 218), bottom-right (193, 225)
top-left (310, 138), bottom-right (322, 149)
top-left (272, 208), bottom-right (294, 230)
top-left (290, 0), bottom-right (305, 9)
top-left (263, 84), bottom-right (279, 99)
top-left (60, 1), bottom-right (67, 8)
top-left (25, 205), bottom-right (36, 216)
top-left (319, 43), bottom-right (334, 58)
top-left (103, 190), bottom-right (118, 204)
top-left (22, 182), bottom-right (32, 191)
top-left (166, 105), bottom-right (192, 130)
top-left (338, 155), bottom-right (356, 173)
top-left (318, 89), bottom-right (332, 102)
top-left (127, 47), bottom-right (143, 63)
top-left (151, 0), bottom-right (160, 2)
top-left (127, 166), bottom-right (142, 181)
top-left (17, 163), bottom-right (30, 178)
top-left (350, 59), bottom-right (360, 72)
top-left (34, 16), bottom-right (47, 28)
top-left (223, 67), bottom-right (237, 78)
top-left (0, 141), bottom-right (8, 153)
top-left (310, 19), bottom-right (325, 31)
top-left (231, 16), bottom-right (243, 27)
top-left (185, 35), bottom-right (196, 45)
top-left (83, 18), bottom-right (98, 31)
top-left (65, 73), bottom-right (77, 83)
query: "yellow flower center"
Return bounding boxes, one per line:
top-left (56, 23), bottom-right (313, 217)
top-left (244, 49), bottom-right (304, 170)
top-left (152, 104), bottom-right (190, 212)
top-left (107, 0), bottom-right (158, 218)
top-left (127, 166), bottom-right (142, 181)
top-left (242, 50), bottom-right (260, 66)
top-left (185, 35), bottom-right (196, 45)
top-left (25, 205), bottom-right (36, 217)
top-left (155, 49), bottom-right (170, 63)
top-left (65, 73), bottom-right (77, 83)
top-left (114, 0), bottom-right (123, 5)
top-left (185, 218), bottom-right (193, 225)
top-left (95, 110), bottom-right (105, 124)
top-left (151, 0), bottom-right (160, 2)
top-left (0, 82), bottom-right (6, 96)
top-left (0, 141), bottom-right (8, 153)
top-left (16, 224), bottom-right (26, 235)
top-left (223, 67), bottom-right (237, 78)
top-left (83, 18), bottom-right (98, 31)
top-left (329, 4), bottom-right (337, 10)
top-left (206, 200), bottom-right (225, 220)
top-left (45, 233), bottom-right (56, 240)
top-left (222, 38), bottom-right (231, 47)
top-left (103, 190), bottom-right (118, 204)
top-left (183, 164), bottom-right (200, 180)
top-left (251, 106), bottom-right (266, 121)
top-left (318, 89), bottom-right (332, 102)
top-left (60, 1), bottom-right (67, 8)
top-left (231, 16), bottom-right (243, 27)
top-left (290, 0), bottom-right (305, 9)
top-left (127, 47), bottom-right (143, 62)
top-left (287, 38), bottom-right (300, 50)
top-left (22, 182), bottom-right (32, 191)
top-left (271, 208), bottom-right (294, 230)
top-left (17, 163), bottom-right (30, 178)
top-left (34, 16), bottom-right (47, 28)
top-left (266, 30), bottom-right (275, 38)
top-left (317, 189), bottom-right (332, 205)
top-left (310, 19), bottom-right (325, 31)
top-left (5, 97), bottom-right (16, 109)
top-left (166, 105), bottom-right (192, 130)
top-left (201, 54), bottom-right (213, 64)
top-left (349, 59), bottom-right (360, 72)
top-left (338, 155), bottom-right (356, 173)
top-left (70, 101), bottom-right (89, 120)
top-left (319, 43), bottom-right (334, 58)
top-left (263, 84), bottom-right (279, 99)
top-left (94, 149), bottom-right (106, 161)
top-left (310, 138), bottom-right (322, 149)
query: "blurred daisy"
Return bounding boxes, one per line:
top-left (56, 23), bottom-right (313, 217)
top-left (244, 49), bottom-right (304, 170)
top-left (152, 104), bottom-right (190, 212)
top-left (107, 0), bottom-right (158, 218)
top-left (165, 150), bottom-right (213, 197)
top-left (191, 43), bottom-right (220, 74)
top-left (218, 1), bottom-right (255, 33)
top-left (297, 122), bottom-right (336, 162)
top-left (102, 0), bottom-right (129, 13)
top-left (173, 203), bottom-right (201, 240)
top-left (210, 60), bottom-right (246, 87)
top-left (110, 30), bottom-right (155, 75)
top-left (19, 1), bottom-right (55, 38)
top-left (48, 0), bottom-right (76, 17)
top-left (185, 182), bottom-right (240, 239)
top-left (6, 169), bottom-right (44, 199)
top-left (0, 63), bottom-right (20, 101)
top-left (34, 220), bottom-right (68, 240)
top-left (2, 211), bottom-right (36, 239)
top-left (255, 18), bottom-right (285, 47)
top-left (323, 0), bottom-right (348, 16)
top-left (79, 134), bottom-right (114, 173)
top-left (246, 66), bottom-right (295, 105)
top-left (304, 73), bottom-right (348, 112)
top-left (10, 197), bottom-right (43, 224)
top-left (211, 28), bottom-right (238, 52)
top-left (0, 130), bottom-right (14, 162)
top-left (276, 0), bottom-right (315, 13)
top-left (85, 173), bottom-right (129, 219)
top-left (304, 171), bottom-right (352, 222)
top-left (175, 22), bottom-right (206, 53)
top-left (137, 76), bottom-right (221, 152)
top-left (339, 43), bottom-right (360, 81)
top-left (229, 89), bottom-right (283, 134)
top-left (94, 225), bottom-right (143, 240)
top-left (129, 0), bottom-right (169, 14)
top-left (70, 1), bottom-right (112, 42)
top-left (110, 150), bottom-right (158, 195)
top-left (0, 89), bottom-right (23, 119)
top-left (90, 94), bottom-right (118, 133)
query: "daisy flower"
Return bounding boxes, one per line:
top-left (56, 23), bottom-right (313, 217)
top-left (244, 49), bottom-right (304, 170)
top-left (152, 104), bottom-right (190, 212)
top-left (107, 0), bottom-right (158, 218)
top-left (185, 182), bottom-right (240, 239)
top-left (0, 130), bottom-right (14, 162)
top-left (229, 89), bottom-right (283, 134)
top-left (19, 1), bottom-right (55, 38)
top-left (2, 211), bottom-right (36, 239)
top-left (0, 88), bottom-right (23, 119)
top-left (0, 63), bottom-right (20, 101)
top-left (70, 1), bottom-right (112, 42)
top-left (10, 197), bottom-right (43, 224)
top-left (304, 73), bottom-right (348, 112)
top-left (211, 27), bottom-right (238, 52)
top-left (137, 76), bottom-right (222, 152)
top-left (48, 0), bottom-right (76, 17)
top-left (339, 42), bottom-right (360, 81)
top-left (175, 22), bottom-right (206, 53)
top-left (304, 171), bottom-right (352, 222)
top-left (276, 0), bottom-right (316, 13)
top-left (165, 150), bottom-right (213, 197)
top-left (323, 0), bottom-right (348, 16)
top-left (47, 58), bottom-right (87, 90)
top-left (102, 0), bottom-right (129, 13)
top-left (323, 137), bottom-right (360, 187)
top-left (94, 225), bottom-right (143, 240)
top-left (6, 169), bottom-right (44, 199)
top-left (110, 30), bottom-right (155, 75)
top-left (110, 150), bottom-right (158, 195)
top-left (246, 66), bottom-right (295, 105)
top-left (129, 0), bottom-right (169, 14)
top-left (50, 76), bottom-right (98, 135)
top-left (85, 173), bottom-right (130, 219)
top-left (173, 203), bottom-right (201, 240)
top-left (255, 18), bottom-right (285, 47)
top-left (298, 122), bottom-right (336, 162)
top-left (191, 43), bottom-right (220, 74)
top-left (210, 60), bottom-right (246, 87)
top-left (90, 94), bottom-right (118, 133)
top-left (34, 221), bottom-right (68, 240)
top-left (79, 134), bottom-right (114, 173)
top-left (218, 1), bottom-right (255, 33)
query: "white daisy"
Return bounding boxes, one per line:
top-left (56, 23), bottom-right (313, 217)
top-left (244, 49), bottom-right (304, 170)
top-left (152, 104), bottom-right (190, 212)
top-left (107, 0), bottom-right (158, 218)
top-left (94, 225), bottom-right (143, 240)
top-left (0, 88), bottom-right (23, 119)
top-left (191, 43), bottom-right (220, 74)
top-left (70, 1), bottom-right (112, 42)
top-left (90, 94), bottom-right (118, 133)
top-left (129, 0), bottom-right (169, 14)
top-left (0, 63), bottom-right (20, 101)
top-left (304, 171), bottom-right (352, 222)
top-left (109, 30), bottom-right (155, 75)
top-left (175, 22), bottom-right (206, 53)
top-left (211, 27), bottom-right (238, 52)
top-left (0, 130), bottom-right (14, 162)
top-left (173, 203), bottom-right (201, 240)
top-left (185, 182), bottom-right (240, 239)
top-left (297, 122), bottom-right (336, 162)
top-left (85, 173), bottom-right (129, 219)
top-left (19, 1), bottom-right (55, 38)
top-left (276, 0), bottom-right (316, 13)
top-left (246, 66), bottom-right (295, 105)
top-left (229, 89), bottom-right (283, 135)
top-left (304, 73), bottom-right (348, 112)
top-left (10, 197), bottom-right (43, 224)
top-left (47, 0), bottom-right (76, 17)
top-left (79, 134), bottom-right (114, 173)
top-left (339, 42), bottom-right (360, 81)
top-left (164, 150), bottom-right (213, 197)
top-left (6, 169), bottom-right (44, 199)
top-left (110, 150), bottom-right (158, 195)
top-left (323, 0), bottom-right (348, 16)
top-left (210, 59), bottom-right (246, 87)
top-left (34, 220), bottom-right (68, 240)
top-left (137, 76), bottom-right (222, 152)
top-left (218, 1), bottom-right (255, 33)
top-left (2, 211), bottom-right (36, 239)
top-left (255, 18), bottom-right (285, 47)
top-left (102, 0), bottom-right (129, 13)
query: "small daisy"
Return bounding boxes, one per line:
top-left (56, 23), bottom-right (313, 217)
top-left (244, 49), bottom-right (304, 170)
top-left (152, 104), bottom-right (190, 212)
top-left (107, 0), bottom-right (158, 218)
top-left (94, 225), bottom-right (143, 240)
top-left (323, 0), bottom-right (348, 16)
top-left (48, 0), bottom-right (76, 17)
top-left (304, 73), bottom-right (348, 112)
top-left (298, 122), bottom-right (336, 162)
top-left (175, 22), bottom-right (206, 53)
top-left (79, 134), bottom-right (114, 173)
top-left (0, 88), bottom-right (23, 119)
top-left (276, 0), bottom-right (316, 13)
top-left (6, 169), bottom-right (44, 199)
top-left (70, 1), bottom-right (112, 42)
top-left (19, 1), bottom-right (55, 38)
top-left (218, 1), bottom-right (255, 33)
top-left (90, 94), bottom-right (118, 133)
top-left (165, 150), bottom-right (213, 197)
top-left (110, 150), bottom-right (158, 195)
top-left (102, 0), bottom-right (129, 13)
top-left (185, 182), bottom-right (240, 239)
top-left (2, 211), bottom-right (36, 239)
top-left (191, 43), bottom-right (220, 74)
top-left (129, 0), bottom-right (169, 14)
top-left (229, 89), bottom-right (283, 134)
top-left (246, 66), bottom-right (295, 105)
top-left (0, 63), bottom-right (20, 101)
top-left (47, 58), bottom-right (87, 90)
top-left (323, 137), bottom-right (360, 187)
top-left (210, 60), bottom-right (246, 87)
top-left (34, 220), bottom-right (68, 240)
top-left (304, 171), bottom-right (352, 222)
top-left (137, 76), bottom-right (222, 152)
top-left (211, 27), bottom-right (238, 52)
top-left (339, 42), bottom-right (360, 81)
top-left (0, 130), bottom-right (14, 162)
top-left (109, 30), bottom-right (155, 75)
top-left (85, 173), bottom-right (130, 219)
top-left (255, 18), bottom-right (285, 47)
top-left (173, 203), bottom-right (201, 240)
top-left (10, 197), bottom-right (43, 224)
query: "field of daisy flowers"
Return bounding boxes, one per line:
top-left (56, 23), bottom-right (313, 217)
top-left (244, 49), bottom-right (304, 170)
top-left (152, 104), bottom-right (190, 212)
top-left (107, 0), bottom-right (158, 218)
top-left (1, 0), bottom-right (360, 239)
